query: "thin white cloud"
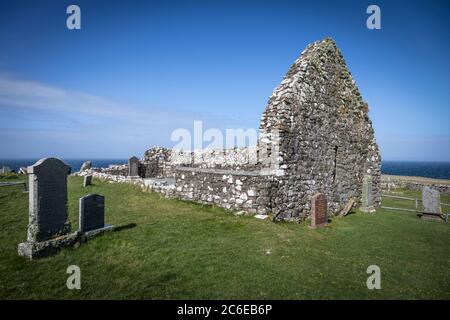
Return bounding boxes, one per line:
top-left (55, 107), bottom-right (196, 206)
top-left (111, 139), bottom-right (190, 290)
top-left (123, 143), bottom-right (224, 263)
top-left (0, 76), bottom-right (136, 118)
top-left (0, 74), bottom-right (200, 124)
top-left (0, 74), bottom-right (253, 129)
top-left (0, 74), bottom-right (263, 157)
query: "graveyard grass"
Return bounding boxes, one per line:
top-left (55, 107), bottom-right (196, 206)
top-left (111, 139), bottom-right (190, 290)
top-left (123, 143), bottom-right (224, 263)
top-left (1, 175), bottom-right (449, 300)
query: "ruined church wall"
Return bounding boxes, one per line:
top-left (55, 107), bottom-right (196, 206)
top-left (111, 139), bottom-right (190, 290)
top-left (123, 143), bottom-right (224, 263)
top-left (99, 164), bottom-right (128, 176)
top-left (142, 146), bottom-right (264, 178)
top-left (259, 38), bottom-right (381, 221)
top-left (173, 167), bottom-right (274, 214)
top-left (142, 147), bottom-right (172, 178)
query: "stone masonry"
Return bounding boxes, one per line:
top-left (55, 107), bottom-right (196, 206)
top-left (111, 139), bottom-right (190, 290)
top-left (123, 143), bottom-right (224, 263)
top-left (258, 38), bottom-right (381, 220)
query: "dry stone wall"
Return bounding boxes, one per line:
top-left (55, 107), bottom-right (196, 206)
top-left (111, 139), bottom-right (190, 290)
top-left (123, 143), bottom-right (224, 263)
top-left (99, 164), bottom-right (128, 176)
top-left (381, 175), bottom-right (450, 195)
top-left (174, 167), bottom-right (275, 214)
top-left (141, 146), bottom-right (262, 178)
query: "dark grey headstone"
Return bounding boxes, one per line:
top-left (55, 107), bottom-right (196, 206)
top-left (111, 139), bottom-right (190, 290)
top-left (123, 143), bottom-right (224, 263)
top-left (79, 194), bottom-right (105, 232)
top-left (26, 158), bottom-right (72, 242)
top-left (83, 175), bottom-right (93, 187)
top-left (128, 156), bottom-right (139, 177)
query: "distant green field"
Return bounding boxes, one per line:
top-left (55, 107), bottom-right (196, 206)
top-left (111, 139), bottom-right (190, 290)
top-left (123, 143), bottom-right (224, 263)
top-left (382, 188), bottom-right (450, 213)
top-left (0, 175), bottom-right (449, 299)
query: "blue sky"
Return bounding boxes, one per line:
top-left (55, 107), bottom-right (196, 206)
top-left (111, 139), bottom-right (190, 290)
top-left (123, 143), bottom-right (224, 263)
top-left (0, 0), bottom-right (449, 160)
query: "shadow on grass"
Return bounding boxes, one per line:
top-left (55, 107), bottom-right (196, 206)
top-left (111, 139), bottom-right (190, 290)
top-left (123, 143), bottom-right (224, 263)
top-left (344, 210), bottom-right (357, 216)
top-left (113, 223), bottom-right (137, 232)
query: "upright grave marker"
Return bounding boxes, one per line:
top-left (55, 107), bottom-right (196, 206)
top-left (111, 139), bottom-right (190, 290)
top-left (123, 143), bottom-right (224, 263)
top-left (18, 158), bottom-right (77, 259)
top-left (128, 156), bottom-right (140, 178)
top-left (339, 197), bottom-right (356, 217)
top-left (422, 187), bottom-right (442, 221)
top-left (310, 193), bottom-right (328, 229)
top-left (360, 175), bottom-right (376, 213)
top-left (79, 194), bottom-right (113, 234)
top-left (83, 175), bottom-right (93, 187)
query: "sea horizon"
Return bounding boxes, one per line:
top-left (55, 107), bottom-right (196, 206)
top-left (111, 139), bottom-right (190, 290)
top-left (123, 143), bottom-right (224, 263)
top-left (1, 158), bottom-right (450, 180)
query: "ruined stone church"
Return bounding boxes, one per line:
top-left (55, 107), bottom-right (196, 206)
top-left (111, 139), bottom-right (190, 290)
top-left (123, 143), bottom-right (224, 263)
top-left (100, 38), bottom-right (381, 221)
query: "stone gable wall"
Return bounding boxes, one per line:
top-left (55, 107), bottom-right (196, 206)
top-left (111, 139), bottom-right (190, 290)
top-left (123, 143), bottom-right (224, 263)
top-left (259, 38), bottom-right (381, 220)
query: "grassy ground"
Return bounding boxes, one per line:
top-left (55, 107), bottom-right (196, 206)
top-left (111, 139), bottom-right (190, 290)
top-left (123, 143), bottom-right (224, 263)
top-left (383, 174), bottom-right (450, 185)
top-left (382, 188), bottom-right (450, 212)
top-left (0, 175), bottom-right (449, 299)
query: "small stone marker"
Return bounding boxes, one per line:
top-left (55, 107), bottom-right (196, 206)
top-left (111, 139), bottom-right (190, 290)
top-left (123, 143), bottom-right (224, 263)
top-left (79, 194), bottom-right (111, 233)
top-left (83, 175), bottom-right (93, 187)
top-left (360, 175), bottom-right (375, 213)
top-left (339, 198), bottom-right (356, 217)
top-left (19, 167), bottom-right (28, 174)
top-left (80, 160), bottom-right (92, 172)
top-left (128, 156), bottom-right (140, 178)
top-left (18, 158), bottom-right (77, 259)
top-left (421, 187), bottom-right (442, 221)
top-left (310, 193), bottom-right (328, 229)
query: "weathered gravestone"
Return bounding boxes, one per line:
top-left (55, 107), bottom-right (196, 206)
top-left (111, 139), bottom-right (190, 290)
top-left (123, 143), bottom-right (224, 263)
top-left (339, 197), bottom-right (356, 217)
top-left (310, 193), bottom-right (328, 229)
top-left (83, 175), bottom-right (93, 187)
top-left (18, 158), bottom-right (78, 259)
top-left (128, 156), bottom-right (140, 178)
top-left (421, 187), bottom-right (442, 221)
top-left (360, 175), bottom-right (376, 213)
top-left (80, 160), bottom-right (92, 172)
top-left (79, 194), bottom-right (113, 234)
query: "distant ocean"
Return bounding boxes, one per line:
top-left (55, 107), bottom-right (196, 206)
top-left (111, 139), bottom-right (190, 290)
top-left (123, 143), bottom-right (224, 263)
top-left (0, 159), bottom-right (127, 173)
top-left (381, 161), bottom-right (450, 180)
top-left (1, 159), bottom-right (450, 180)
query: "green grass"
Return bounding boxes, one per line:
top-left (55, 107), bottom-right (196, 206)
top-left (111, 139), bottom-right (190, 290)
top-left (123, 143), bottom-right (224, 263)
top-left (0, 175), bottom-right (449, 299)
top-left (0, 172), bottom-right (20, 180)
top-left (382, 188), bottom-right (450, 212)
